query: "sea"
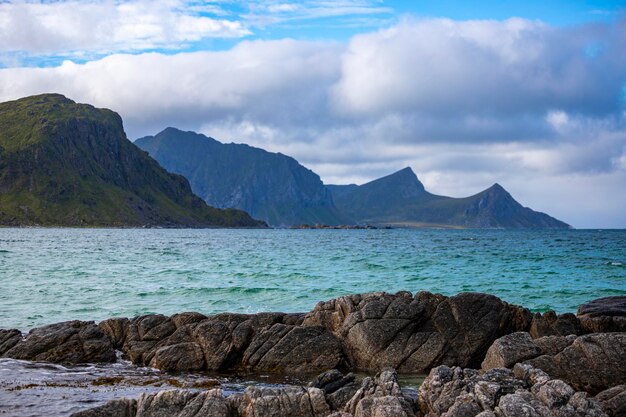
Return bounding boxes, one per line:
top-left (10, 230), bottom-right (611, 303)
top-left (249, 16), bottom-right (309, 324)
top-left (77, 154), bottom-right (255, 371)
top-left (1, 228), bottom-right (625, 416)
top-left (1, 228), bottom-right (625, 330)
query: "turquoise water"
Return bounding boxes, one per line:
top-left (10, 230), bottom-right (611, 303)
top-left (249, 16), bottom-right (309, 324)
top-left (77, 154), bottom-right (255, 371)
top-left (0, 228), bottom-right (624, 330)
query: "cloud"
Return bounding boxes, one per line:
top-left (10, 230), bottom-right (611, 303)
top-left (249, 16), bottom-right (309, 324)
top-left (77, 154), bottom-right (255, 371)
top-left (0, 17), bottom-right (625, 226)
top-left (332, 17), bottom-right (625, 120)
top-left (0, 0), bottom-right (394, 65)
top-left (0, 0), bottom-right (250, 61)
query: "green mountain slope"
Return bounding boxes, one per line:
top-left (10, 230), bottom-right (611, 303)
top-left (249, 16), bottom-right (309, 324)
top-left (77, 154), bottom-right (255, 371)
top-left (136, 128), bottom-right (348, 227)
top-left (0, 94), bottom-right (264, 227)
top-left (329, 168), bottom-right (570, 228)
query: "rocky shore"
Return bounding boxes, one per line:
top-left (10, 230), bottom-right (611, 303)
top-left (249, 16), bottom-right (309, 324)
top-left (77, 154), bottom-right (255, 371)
top-left (1, 291), bottom-right (624, 416)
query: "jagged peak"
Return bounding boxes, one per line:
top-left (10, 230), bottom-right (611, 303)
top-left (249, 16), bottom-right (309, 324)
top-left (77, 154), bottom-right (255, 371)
top-left (485, 183), bottom-right (512, 196)
top-left (366, 167), bottom-right (425, 191)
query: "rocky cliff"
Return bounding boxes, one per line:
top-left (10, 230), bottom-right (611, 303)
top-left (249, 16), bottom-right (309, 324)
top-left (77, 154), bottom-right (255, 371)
top-left (136, 128), bottom-right (347, 227)
top-left (0, 95), bottom-right (264, 227)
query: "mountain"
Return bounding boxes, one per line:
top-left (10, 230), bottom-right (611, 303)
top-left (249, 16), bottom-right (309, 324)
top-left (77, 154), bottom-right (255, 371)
top-left (0, 94), bottom-right (264, 227)
top-left (135, 128), bottom-right (347, 227)
top-left (329, 167), bottom-right (570, 228)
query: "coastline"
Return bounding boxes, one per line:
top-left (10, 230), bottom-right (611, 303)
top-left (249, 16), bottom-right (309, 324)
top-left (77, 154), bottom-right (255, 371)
top-left (1, 291), bottom-right (624, 416)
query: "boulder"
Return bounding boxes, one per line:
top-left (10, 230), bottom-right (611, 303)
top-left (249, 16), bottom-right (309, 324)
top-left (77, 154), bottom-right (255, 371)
top-left (99, 317), bottom-right (129, 348)
top-left (122, 314), bottom-right (177, 365)
top-left (0, 329), bottom-right (21, 354)
top-left (149, 342), bottom-right (206, 371)
top-left (103, 311), bottom-right (341, 373)
top-left (7, 291), bottom-right (626, 379)
top-left (529, 311), bottom-right (582, 338)
top-left (595, 385), bottom-right (626, 417)
top-left (419, 364), bottom-right (607, 417)
top-left (309, 369), bottom-right (360, 410)
top-left (240, 386), bottom-right (331, 417)
top-left (303, 291), bottom-right (532, 372)
top-left (578, 296), bottom-right (626, 317)
top-left (524, 333), bottom-right (626, 395)
top-left (133, 389), bottom-right (230, 417)
top-left (577, 296), bottom-right (626, 333)
top-left (2, 320), bottom-right (115, 363)
top-left (343, 369), bottom-right (416, 417)
top-left (533, 334), bottom-right (577, 355)
top-left (241, 323), bottom-right (344, 373)
top-left (191, 313), bottom-right (259, 370)
top-left (481, 332), bottom-right (542, 370)
top-left (579, 316), bottom-right (626, 334)
top-left (70, 399), bottom-right (136, 417)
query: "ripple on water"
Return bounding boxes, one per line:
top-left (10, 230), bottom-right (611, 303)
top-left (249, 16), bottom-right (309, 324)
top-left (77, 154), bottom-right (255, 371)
top-left (0, 228), bottom-right (625, 329)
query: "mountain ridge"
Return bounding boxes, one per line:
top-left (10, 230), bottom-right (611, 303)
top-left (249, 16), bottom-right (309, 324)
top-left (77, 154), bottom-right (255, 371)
top-left (136, 127), bottom-right (348, 227)
top-left (137, 126), bottom-right (570, 228)
top-left (329, 167), bottom-right (570, 229)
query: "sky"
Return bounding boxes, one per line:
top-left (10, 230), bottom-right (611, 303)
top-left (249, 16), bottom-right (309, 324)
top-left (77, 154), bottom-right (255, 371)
top-left (0, 1), bottom-right (625, 228)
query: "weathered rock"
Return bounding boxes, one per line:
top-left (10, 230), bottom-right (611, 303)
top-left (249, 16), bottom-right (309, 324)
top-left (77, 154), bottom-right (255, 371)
top-left (134, 389), bottom-right (228, 417)
top-left (122, 314), bottom-right (177, 365)
top-left (170, 311), bottom-right (208, 328)
top-left (579, 316), bottom-right (626, 333)
top-left (529, 311), bottom-right (583, 338)
top-left (353, 395), bottom-right (414, 417)
top-left (149, 342), bottom-right (206, 371)
top-left (3, 320), bottom-right (115, 363)
top-left (419, 364), bottom-right (607, 417)
top-left (5, 291), bottom-right (625, 379)
top-left (524, 333), bottom-right (626, 395)
top-left (418, 366), bottom-right (523, 416)
top-left (496, 388), bottom-right (606, 417)
top-left (242, 323), bottom-right (344, 373)
top-left (309, 369), bottom-right (360, 410)
top-left (577, 296), bottom-right (626, 333)
top-left (309, 369), bottom-right (354, 393)
top-left (344, 369), bottom-right (416, 417)
top-left (111, 311), bottom-right (334, 373)
top-left (578, 296), bottom-right (626, 318)
top-left (533, 335), bottom-right (577, 356)
top-left (0, 328), bottom-right (21, 354)
top-left (481, 332), bottom-right (543, 370)
top-left (70, 399), bottom-right (137, 417)
top-left (595, 384), bottom-right (626, 417)
top-left (191, 313), bottom-right (258, 371)
top-left (240, 386), bottom-right (331, 417)
top-left (303, 291), bottom-right (532, 372)
top-left (99, 318), bottom-right (129, 348)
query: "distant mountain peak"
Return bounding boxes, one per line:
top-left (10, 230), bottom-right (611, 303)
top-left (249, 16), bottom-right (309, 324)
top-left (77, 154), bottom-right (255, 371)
top-left (373, 167), bottom-right (426, 193)
top-left (330, 167), bottom-right (569, 229)
top-left (484, 182), bottom-right (510, 195)
top-left (397, 166), bottom-right (415, 174)
top-left (161, 126), bottom-right (183, 134)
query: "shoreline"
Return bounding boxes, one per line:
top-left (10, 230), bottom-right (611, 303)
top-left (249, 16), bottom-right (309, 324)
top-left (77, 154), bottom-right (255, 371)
top-left (1, 291), bottom-right (624, 416)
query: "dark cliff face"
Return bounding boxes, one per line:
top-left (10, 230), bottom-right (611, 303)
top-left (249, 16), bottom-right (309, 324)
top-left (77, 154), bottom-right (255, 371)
top-left (0, 94), bottom-right (264, 227)
top-left (329, 168), bottom-right (570, 229)
top-left (136, 128), bottom-right (347, 227)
